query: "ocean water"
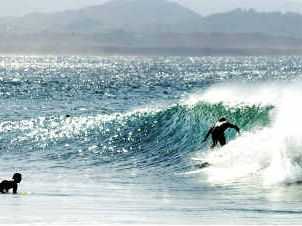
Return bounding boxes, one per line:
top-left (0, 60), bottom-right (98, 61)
top-left (1, 55), bottom-right (302, 225)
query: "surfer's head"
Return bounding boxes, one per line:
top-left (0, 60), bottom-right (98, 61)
top-left (218, 117), bottom-right (227, 122)
top-left (12, 173), bottom-right (22, 183)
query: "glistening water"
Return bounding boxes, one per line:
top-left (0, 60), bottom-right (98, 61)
top-left (1, 56), bottom-right (302, 225)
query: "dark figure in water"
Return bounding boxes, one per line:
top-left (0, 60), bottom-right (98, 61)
top-left (203, 118), bottom-right (240, 148)
top-left (0, 173), bottom-right (22, 194)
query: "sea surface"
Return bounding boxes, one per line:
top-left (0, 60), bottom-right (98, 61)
top-left (1, 55), bottom-right (302, 225)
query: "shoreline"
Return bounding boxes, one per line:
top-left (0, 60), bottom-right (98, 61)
top-left (1, 47), bottom-right (302, 57)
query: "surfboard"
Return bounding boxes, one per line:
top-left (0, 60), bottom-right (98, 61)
top-left (195, 162), bottom-right (211, 169)
top-left (192, 158), bottom-right (211, 169)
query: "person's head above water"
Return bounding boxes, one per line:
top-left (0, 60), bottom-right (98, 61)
top-left (12, 173), bottom-right (22, 183)
top-left (218, 117), bottom-right (227, 122)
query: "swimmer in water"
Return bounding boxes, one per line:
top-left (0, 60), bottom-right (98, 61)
top-left (0, 173), bottom-right (22, 194)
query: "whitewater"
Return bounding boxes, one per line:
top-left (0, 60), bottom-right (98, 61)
top-left (0, 55), bottom-right (302, 224)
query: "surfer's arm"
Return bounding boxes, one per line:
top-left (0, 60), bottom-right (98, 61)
top-left (202, 127), bottom-right (213, 142)
top-left (227, 123), bottom-right (240, 134)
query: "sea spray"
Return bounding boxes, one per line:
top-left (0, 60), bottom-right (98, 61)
top-left (263, 85), bottom-right (302, 185)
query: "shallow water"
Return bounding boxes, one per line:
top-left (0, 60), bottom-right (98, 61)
top-left (1, 56), bottom-right (302, 224)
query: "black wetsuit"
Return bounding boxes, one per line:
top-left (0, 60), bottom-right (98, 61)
top-left (0, 180), bottom-right (19, 194)
top-left (203, 121), bottom-right (240, 148)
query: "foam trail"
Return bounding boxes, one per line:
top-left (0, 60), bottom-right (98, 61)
top-left (200, 129), bottom-right (273, 183)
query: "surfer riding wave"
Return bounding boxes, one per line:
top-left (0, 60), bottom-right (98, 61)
top-left (203, 117), bottom-right (240, 148)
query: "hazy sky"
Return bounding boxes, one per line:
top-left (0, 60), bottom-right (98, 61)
top-left (0, 0), bottom-right (302, 17)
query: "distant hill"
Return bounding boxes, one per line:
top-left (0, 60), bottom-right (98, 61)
top-left (0, 0), bottom-right (204, 34)
top-left (2, 2), bottom-right (302, 37)
top-left (1, 0), bottom-right (302, 55)
top-left (202, 9), bottom-right (302, 38)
